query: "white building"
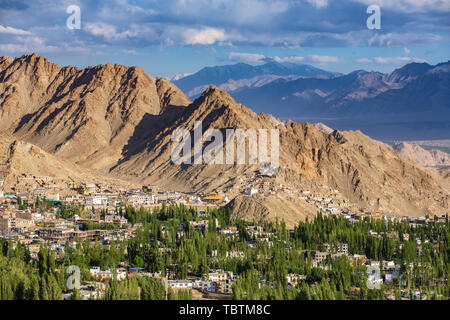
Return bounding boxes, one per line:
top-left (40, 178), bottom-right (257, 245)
top-left (168, 280), bottom-right (193, 288)
top-left (89, 267), bottom-right (127, 281)
top-left (193, 280), bottom-right (217, 293)
top-left (126, 194), bottom-right (156, 206)
top-left (86, 196), bottom-right (106, 206)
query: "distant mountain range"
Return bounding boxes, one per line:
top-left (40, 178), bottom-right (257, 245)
top-left (173, 61), bottom-right (339, 98)
top-left (393, 142), bottom-right (450, 167)
top-left (174, 61), bottom-right (450, 140)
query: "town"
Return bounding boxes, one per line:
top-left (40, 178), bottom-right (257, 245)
top-left (0, 175), bottom-right (448, 301)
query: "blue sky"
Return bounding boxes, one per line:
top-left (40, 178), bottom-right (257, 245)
top-left (0, 0), bottom-right (449, 78)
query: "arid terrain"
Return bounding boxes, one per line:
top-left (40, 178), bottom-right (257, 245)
top-left (0, 54), bottom-right (448, 225)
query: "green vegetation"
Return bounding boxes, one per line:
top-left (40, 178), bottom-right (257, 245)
top-left (0, 204), bottom-right (448, 300)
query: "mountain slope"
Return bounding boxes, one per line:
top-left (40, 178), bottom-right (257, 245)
top-left (0, 55), bottom-right (447, 223)
top-left (110, 86), bottom-right (448, 218)
top-left (0, 132), bottom-right (130, 190)
top-left (0, 53), bottom-right (191, 171)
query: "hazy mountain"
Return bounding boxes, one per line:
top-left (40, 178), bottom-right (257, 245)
top-left (393, 142), bottom-right (450, 167)
top-left (229, 61), bottom-right (450, 140)
top-left (232, 62), bottom-right (449, 117)
top-left (173, 61), bottom-right (338, 98)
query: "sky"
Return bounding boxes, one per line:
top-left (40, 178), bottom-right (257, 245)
top-left (0, 0), bottom-right (449, 78)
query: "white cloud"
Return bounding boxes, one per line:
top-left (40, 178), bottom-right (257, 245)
top-left (373, 56), bottom-right (427, 64)
top-left (227, 52), bottom-right (339, 65)
top-left (357, 56), bottom-right (428, 65)
top-left (120, 49), bottom-right (144, 56)
top-left (183, 27), bottom-right (228, 45)
top-left (306, 55), bottom-right (339, 64)
top-left (353, 0), bottom-right (450, 13)
top-left (273, 56), bottom-right (305, 63)
top-left (85, 23), bottom-right (118, 40)
top-left (306, 0), bottom-right (329, 8)
top-left (0, 25), bottom-right (32, 35)
top-left (228, 52), bottom-right (266, 63)
top-left (368, 32), bottom-right (444, 47)
top-left (403, 47), bottom-right (411, 55)
top-left (85, 23), bottom-right (143, 41)
top-left (0, 36), bottom-right (92, 56)
top-left (0, 36), bottom-right (57, 54)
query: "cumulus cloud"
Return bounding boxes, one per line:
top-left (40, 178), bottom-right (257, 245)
top-left (306, 0), bottom-right (329, 8)
top-left (306, 55), bottom-right (339, 64)
top-left (373, 56), bottom-right (428, 64)
top-left (356, 56), bottom-right (428, 65)
top-left (85, 23), bottom-right (118, 40)
top-left (403, 47), bottom-right (411, 55)
top-left (227, 52), bottom-right (339, 65)
top-left (183, 27), bottom-right (228, 45)
top-left (0, 36), bottom-right (57, 54)
top-left (0, 25), bottom-right (32, 35)
top-left (0, 0), bottom-right (448, 63)
top-left (367, 32), bottom-right (445, 47)
top-left (228, 52), bottom-right (266, 63)
top-left (84, 23), bottom-right (144, 41)
top-left (353, 0), bottom-right (450, 13)
top-left (120, 49), bottom-right (144, 56)
top-left (273, 56), bottom-right (305, 63)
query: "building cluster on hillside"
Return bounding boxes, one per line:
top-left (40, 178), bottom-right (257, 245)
top-left (1, 179), bottom-right (448, 300)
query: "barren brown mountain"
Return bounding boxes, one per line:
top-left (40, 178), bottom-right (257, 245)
top-left (113, 86), bottom-right (448, 219)
top-left (0, 53), bottom-right (190, 171)
top-left (0, 131), bottom-right (130, 190)
top-left (0, 54), bottom-right (448, 224)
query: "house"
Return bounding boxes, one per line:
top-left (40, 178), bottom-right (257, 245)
top-left (246, 225), bottom-right (263, 238)
top-left (104, 214), bottom-right (128, 227)
top-left (324, 243), bottom-right (348, 255)
top-left (367, 273), bottom-right (383, 288)
top-left (168, 280), bottom-right (193, 289)
top-left (310, 250), bottom-right (329, 267)
top-left (208, 269), bottom-right (234, 282)
top-left (348, 254), bottom-right (367, 265)
top-left (126, 194), bottom-right (156, 206)
top-left (193, 280), bottom-right (218, 293)
top-left (286, 273), bottom-right (306, 285)
top-left (89, 267), bottom-right (127, 281)
top-left (202, 192), bottom-right (223, 204)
